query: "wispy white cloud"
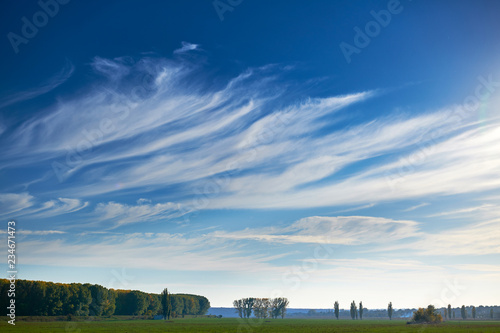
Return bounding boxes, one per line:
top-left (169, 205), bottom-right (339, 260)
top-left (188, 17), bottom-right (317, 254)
top-left (0, 116), bottom-right (6, 136)
top-left (0, 192), bottom-right (35, 217)
top-left (1, 56), bottom-right (376, 199)
top-left (94, 200), bottom-right (191, 227)
top-left (208, 120), bottom-right (500, 209)
top-left (91, 56), bottom-right (131, 81)
top-left (213, 215), bottom-right (420, 245)
top-left (454, 264), bottom-right (500, 273)
top-left (427, 204), bottom-right (494, 217)
top-left (1, 53), bottom-right (499, 221)
top-left (379, 215), bottom-right (500, 256)
top-left (0, 193), bottom-right (88, 219)
top-left (301, 258), bottom-right (444, 279)
top-left (415, 218), bottom-right (500, 255)
top-left (27, 198), bottom-right (89, 218)
top-left (402, 203), bottom-right (429, 212)
top-left (16, 231), bottom-right (281, 274)
top-left (173, 42), bottom-right (199, 54)
top-left (52, 236), bottom-right (487, 308)
top-left (331, 203), bottom-right (375, 214)
top-left (0, 61), bottom-right (74, 109)
top-left (0, 229), bottom-right (66, 235)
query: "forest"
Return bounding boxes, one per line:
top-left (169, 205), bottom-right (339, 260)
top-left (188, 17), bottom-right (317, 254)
top-left (0, 278), bottom-right (209, 317)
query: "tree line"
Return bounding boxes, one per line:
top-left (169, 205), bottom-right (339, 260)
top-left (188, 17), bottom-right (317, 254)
top-left (0, 278), bottom-right (209, 317)
top-left (233, 297), bottom-right (290, 319)
top-left (432, 304), bottom-right (497, 321)
top-left (332, 300), bottom-right (369, 320)
top-left (332, 300), bottom-right (497, 321)
top-left (409, 304), bottom-right (497, 323)
top-left (334, 301), bottom-right (394, 320)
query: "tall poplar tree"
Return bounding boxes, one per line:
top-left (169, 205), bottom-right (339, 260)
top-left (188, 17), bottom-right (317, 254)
top-left (334, 301), bottom-right (339, 320)
top-left (161, 288), bottom-right (172, 320)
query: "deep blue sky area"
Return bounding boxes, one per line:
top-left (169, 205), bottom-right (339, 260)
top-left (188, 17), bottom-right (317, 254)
top-left (2, 1), bottom-right (500, 97)
top-left (1, 0), bottom-right (500, 308)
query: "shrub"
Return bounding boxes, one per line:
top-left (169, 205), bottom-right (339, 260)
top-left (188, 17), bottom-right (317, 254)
top-left (410, 305), bottom-right (443, 324)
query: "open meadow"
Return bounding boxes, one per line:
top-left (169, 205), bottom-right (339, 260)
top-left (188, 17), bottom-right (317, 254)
top-left (2, 318), bottom-right (500, 333)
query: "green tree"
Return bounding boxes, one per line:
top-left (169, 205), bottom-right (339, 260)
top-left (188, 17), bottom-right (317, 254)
top-left (182, 298), bottom-right (189, 317)
top-left (472, 306), bottom-right (476, 319)
top-left (75, 284), bottom-right (92, 316)
top-left (233, 299), bottom-right (244, 318)
top-left (279, 298), bottom-right (289, 319)
top-left (334, 301), bottom-right (339, 320)
top-left (12, 280), bottom-right (30, 315)
top-left (88, 284), bottom-right (110, 316)
top-left (253, 298), bottom-right (262, 318)
top-left (270, 298), bottom-right (280, 319)
top-left (0, 278), bottom-right (209, 318)
top-left (448, 304), bottom-right (452, 320)
top-left (197, 296), bottom-right (210, 315)
top-left (46, 282), bottom-right (63, 315)
top-left (58, 284), bottom-right (71, 315)
top-left (359, 301), bottom-right (363, 320)
top-left (31, 281), bottom-right (48, 315)
top-left (269, 297), bottom-right (289, 319)
top-left (131, 291), bottom-right (148, 315)
top-left (188, 297), bottom-right (198, 315)
top-left (0, 280), bottom-right (9, 312)
top-left (411, 305), bottom-right (443, 324)
top-left (103, 289), bottom-right (117, 316)
top-left (67, 284), bottom-right (85, 315)
top-left (161, 288), bottom-right (172, 320)
top-left (253, 298), bottom-right (270, 319)
top-left (350, 301), bottom-right (357, 320)
top-left (243, 298), bottom-right (254, 318)
top-left (388, 302), bottom-right (393, 320)
top-left (262, 298), bottom-right (270, 318)
top-left (461, 305), bottom-right (467, 320)
top-left (171, 296), bottom-right (183, 317)
top-left (146, 294), bottom-right (161, 317)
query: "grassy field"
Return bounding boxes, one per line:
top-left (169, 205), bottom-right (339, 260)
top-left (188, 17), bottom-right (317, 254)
top-left (2, 318), bottom-right (500, 332)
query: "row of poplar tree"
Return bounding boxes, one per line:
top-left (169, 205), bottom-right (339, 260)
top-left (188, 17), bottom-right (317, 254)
top-left (412, 304), bottom-right (496, 321)
top-left (453, 304), bottom-right (495, 320)
top-left (333, 301), bottom-right (395, 320)
top-left (0, 279), bottom-right (209, 317)
top-left (232, 297), bottom-right (290, 319)
top-left (332, 301), bottom-right (496, 320)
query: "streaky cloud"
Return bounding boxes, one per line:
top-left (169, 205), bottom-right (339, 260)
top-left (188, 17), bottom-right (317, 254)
top-left (212, 215), bottom-right (420, 245)
top-left (173, 42), bottom-right (199, 54)
top-left (94, 200), bottom-right (191, 227)
top-left (0, 60), bottom-right (74, 109)
top-left (0, 193), bottom-right (88, 219)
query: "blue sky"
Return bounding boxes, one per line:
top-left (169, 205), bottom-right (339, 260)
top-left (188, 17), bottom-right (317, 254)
top-left (1, 0), bottom-right (500, 309)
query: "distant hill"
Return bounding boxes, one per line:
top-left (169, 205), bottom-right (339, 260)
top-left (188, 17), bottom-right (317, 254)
top-left (207, 307), bottom-right (239, 317)
top-left (208, 307), bottom-right (500, 319)
top-left (206, 307), bottom-right (396, 318)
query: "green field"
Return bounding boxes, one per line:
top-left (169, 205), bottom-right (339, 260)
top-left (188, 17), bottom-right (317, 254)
top-left (2, 318), bottom-right (500, 332)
